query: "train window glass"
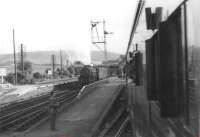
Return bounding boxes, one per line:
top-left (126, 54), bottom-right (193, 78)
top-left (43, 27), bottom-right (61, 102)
top-left (129, 1), bottom-right (199, 136)
top-left (185, 0), bottom-right (200, 135)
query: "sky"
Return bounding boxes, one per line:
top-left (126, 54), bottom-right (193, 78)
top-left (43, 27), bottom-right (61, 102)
top-left (0, 0), bottom-right (137, 63)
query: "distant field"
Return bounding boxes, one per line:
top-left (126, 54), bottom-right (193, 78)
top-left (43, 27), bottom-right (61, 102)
top-left (6, 64), bottom-right (61, 74)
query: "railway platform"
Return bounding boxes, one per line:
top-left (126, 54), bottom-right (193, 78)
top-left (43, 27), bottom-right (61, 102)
top-left (6, 78), bottom-right (125, 137)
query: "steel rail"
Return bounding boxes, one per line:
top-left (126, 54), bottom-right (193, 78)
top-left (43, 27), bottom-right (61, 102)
top-left (0, 90), bottom-right (75, 121)
top-left (0, 89), bottom-right (74, 116)
top-left (0, 93), bottom-right (50, 114)
top-left (0, 78), bottom-right (78, 108)
top-left (2, 108), bottom-right (46, 130)
top-left (98, 111), bottom-right (129, 137)
top-left (0, 101), bottom-right (48, 122)
top-left (14, 91), bottom-right (78, 131)
top-left (0, 88), bottom-right (79, 132)
top-left (98, 109), bottom-right (125, 137)
top-left (114, 116), bottom-right (130, 137)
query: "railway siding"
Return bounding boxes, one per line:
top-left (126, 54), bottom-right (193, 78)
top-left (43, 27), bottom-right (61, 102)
top-left (21, 79), bottom-right (124, 137)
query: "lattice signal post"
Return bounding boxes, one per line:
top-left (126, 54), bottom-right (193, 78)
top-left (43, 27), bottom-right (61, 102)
top-left (91, 20), bottom-right (113, 61)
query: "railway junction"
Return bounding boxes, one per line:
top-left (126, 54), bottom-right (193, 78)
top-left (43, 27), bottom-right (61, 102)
top-left (0, 0), bottom-right (199, 137)
top-left (0, 77), bottom-right (132, 137)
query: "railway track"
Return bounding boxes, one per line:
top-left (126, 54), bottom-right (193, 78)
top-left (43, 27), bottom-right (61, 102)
top-left (98, 109), bottom-right (132, 137)
top-left (36, 77), bottom-right (78, 85)
top-left (0, 86), bottom-right (79, 132)
top-left (94, 85), bottom-right (132, 137)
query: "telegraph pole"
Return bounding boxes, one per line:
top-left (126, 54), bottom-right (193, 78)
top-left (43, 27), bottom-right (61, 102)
top-left (66, 59), bottom-right (69, 68)
top-left (103, 20), bottom-right (108, 61)
top-left (51, 54), bottom-right (55, 78)
top-left (21, 44), bottom-right (24, 74)
top-left (60, 50), bottom-right (63, 76)
top-left (13, 29), bottom-right (17, 84)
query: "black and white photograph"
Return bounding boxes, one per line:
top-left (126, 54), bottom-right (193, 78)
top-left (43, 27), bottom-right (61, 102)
top-left (0, 0), bottom-right (199, 137)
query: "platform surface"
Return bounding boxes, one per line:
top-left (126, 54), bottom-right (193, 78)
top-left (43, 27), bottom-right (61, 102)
top-left (19, 79), bottom-right (123, 137)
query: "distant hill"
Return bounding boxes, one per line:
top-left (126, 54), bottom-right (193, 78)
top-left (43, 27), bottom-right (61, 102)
top-left (0, 50), bottom-right (121, 66)
top-left (90, 51), bottom-right (121, 64)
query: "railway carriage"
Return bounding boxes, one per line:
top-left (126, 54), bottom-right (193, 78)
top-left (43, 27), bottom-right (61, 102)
top-left (78, 65), bottom-right (112, 86)
top-left (98, 66), bottom-right (108, 80)
top-left (126, 0), bottom-right (200, 137)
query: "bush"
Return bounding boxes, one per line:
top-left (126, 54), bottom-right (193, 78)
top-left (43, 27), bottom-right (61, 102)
top-left (33, 72), bottom-right (41, 79)
top-left (5, 72), bottom-right (26, 84)
top-left (5, 73), bottom-right (15, 84)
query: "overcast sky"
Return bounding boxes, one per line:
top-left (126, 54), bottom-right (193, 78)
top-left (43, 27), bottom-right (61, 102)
top-left (0, 0), bottom-right (136, 59)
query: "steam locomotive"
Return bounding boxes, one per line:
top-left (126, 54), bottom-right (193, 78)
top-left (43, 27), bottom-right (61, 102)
top-left (78, 66), bottom-right (98, 86)
top-left (78, 64), bottom-right (121, 86)
top-left (78, 65), bottom-right (109, 86)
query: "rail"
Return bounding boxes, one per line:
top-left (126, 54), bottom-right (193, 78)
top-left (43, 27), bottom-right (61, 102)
top-left (0, 77), bottom-right (78, 108)
top-left (0, 87), bottom-right (79, 132)
top-left (36, 77), bottom-right (78, 85)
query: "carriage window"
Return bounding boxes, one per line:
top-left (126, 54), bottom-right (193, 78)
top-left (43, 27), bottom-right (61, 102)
top-left (185, 0), bottom-right (200, 135)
